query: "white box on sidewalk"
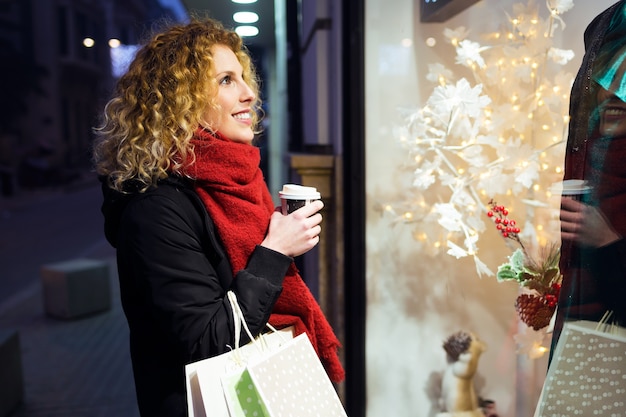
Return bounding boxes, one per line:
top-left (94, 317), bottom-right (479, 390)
top-left (41, 258), bottom-right (111, 319)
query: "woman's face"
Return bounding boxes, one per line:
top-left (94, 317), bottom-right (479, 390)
top-left (597, 87), bottom-right (626, 138)
top-left (201, 44), bottom-right (256, 143)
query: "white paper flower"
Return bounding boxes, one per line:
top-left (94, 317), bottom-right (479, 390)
top-left (426, 63), bottom-right (454, 84)
top-left (548, 47), bottom-right (574, 65)
top-left (434, 203), bottom-right (463, 232)
top-left (389, 0), bottom-right (572, 284)
top-left (548, 0), bottom-right (574, 14)
top-left (444, 26), bottom-right (470, 44)
top-left (427, 78), bottom-right (491, 120)
top-left (447, 240), bottom-right (468, 258)
top-left (456, 40), bottom-right (489, 69)
top-left (473, 256), bottom-right (494, 277)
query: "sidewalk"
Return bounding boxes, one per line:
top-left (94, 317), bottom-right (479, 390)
top-left (0, 176), bottom-right (141, 417)
top-left (0, 258), bottom-right (140, 417)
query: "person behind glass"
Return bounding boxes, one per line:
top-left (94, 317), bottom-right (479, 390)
top-left (553, 1), bottom-right (626, 351)
top-left (92, 17), bottom-right (344, 417)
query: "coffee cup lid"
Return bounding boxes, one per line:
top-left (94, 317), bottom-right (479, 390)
top-left (279, 184), bottom-right (320, 199)
top-left (550, 179), bottom-right (592, 195)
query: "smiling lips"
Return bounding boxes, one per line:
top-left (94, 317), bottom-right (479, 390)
top-left (233, 111), bottom-right (251, 123)
top-left (603, 106), bottom-right (626, 118)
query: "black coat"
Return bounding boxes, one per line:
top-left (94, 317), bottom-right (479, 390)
top-left (101, 176), bottom-right (292, 417)
top-left (555, 0), bottom-right (626, 348)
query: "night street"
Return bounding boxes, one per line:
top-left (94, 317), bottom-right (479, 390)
top-left (0, 178), bottom-right (139, 417)
top-left (0, 178), bottom-right (112, 307)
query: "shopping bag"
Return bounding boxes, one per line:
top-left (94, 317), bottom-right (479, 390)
top-left (221, 364), bottom-right (267, 417)
top-left (185, 292), bottom-right (294, 417)
top-left (534, 315), bottom-right (626, 417)
top-left (240, 332), bottom-right (348, 417)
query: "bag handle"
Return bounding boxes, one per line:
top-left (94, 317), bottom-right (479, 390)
top-left (596, 310), bottom-right (618, 334)
top-left (226, 291), bottom-right (289, 360)
top-left (227, 291), bottom-right (257, 350)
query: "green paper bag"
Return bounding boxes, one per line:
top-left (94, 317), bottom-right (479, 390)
top-left (222, 368), bottom-right (269, 417)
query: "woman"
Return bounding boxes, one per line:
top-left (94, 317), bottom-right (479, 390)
top-left (93, 17), bottom-right (344, 417)
top-left (554, 0), bottom-right (626, 349)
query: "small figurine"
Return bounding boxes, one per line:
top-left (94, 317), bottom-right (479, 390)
top-left (438, 331), bottom-right (487, 417)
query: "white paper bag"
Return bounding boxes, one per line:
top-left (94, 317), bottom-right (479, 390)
top-left (244, 332), bottom-right (348, 417)
top-left (185, 292), bottom-right (293, 417)
top-left (534, 319), bottom-right (626, 417)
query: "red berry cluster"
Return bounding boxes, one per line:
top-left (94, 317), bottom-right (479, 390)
top-left (545, 282), bottom-right (562, 307)
top-left (486, 200), bottom-right (521, 239)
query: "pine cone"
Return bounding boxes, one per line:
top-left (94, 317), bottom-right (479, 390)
top-left (515, 293), bottom-right (555, 330)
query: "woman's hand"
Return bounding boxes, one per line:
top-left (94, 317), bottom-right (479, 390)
top-left (560, 197), bottom-right (620, 247)
top-left (261, 200), bottom-right (324, 257)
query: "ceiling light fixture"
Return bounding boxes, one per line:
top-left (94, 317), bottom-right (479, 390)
top-left (235, 25), bottom-right (259, 37)
top-left (233, 11), bottom-right (259, 24)
top-left (232, 0), bottom-right (257, 4)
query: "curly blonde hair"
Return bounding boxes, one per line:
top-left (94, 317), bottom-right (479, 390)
top-left (93, 16), bottom-right (262, 192)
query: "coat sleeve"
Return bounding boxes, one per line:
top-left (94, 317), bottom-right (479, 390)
top-left (590, 238), bottom-right (626, 324)
top-left (115, 189), bottom-right (292, 363)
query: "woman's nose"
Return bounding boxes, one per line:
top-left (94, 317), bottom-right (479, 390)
top-left (241, 82), bottom-right (255, 102)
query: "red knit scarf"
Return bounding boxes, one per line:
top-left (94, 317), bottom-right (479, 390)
top-left (186, 128), bottom-right (344, 382)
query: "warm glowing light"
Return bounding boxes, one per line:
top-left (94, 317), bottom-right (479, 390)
top-left (403, 212), bottom-right (413, 220)
top-left (233, 11), bottom-right (259, 24)
top-left (108, 38), bottom-right (121, 48)
top-left (426, 37), bottom-right (436, 47)
top-left (83, 37), bottom-right (95, 47)
top-left (235, 25), bottom-right (259, 37)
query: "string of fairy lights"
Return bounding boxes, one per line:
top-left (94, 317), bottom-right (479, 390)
top-left (384, 0), bottom-right (575, 277)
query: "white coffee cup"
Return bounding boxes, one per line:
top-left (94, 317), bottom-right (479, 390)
top-left (551, 179), bottom-right (593, 202)
top-left (279, 184), bottom-right (321, 215)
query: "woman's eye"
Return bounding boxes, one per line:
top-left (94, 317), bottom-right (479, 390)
top-left (219, 75), bottom-right (232, 85)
